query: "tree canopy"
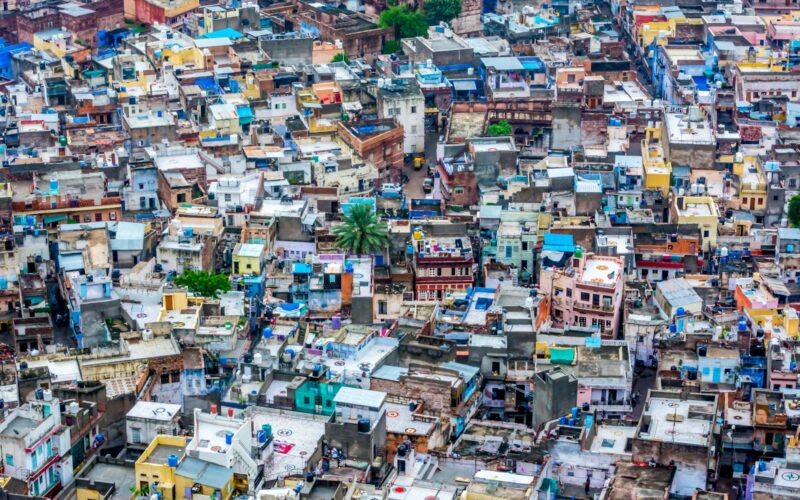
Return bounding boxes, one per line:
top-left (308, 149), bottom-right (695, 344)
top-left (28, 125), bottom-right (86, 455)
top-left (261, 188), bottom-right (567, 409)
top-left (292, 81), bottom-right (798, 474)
top-left (789, 194), bottom-right (800, 227)
top-left (331, 52), bottom-right (350, 63)
top-left (332, 203), bottom-right (390, 255)
top-left (424, 0), bottom-right (462, 25)
top-left (379, 5), bottom-right (429, 40)
top-left (174, 270), bottom-right (232, 297)
top-left (486, 120), bottom-right (512, 136)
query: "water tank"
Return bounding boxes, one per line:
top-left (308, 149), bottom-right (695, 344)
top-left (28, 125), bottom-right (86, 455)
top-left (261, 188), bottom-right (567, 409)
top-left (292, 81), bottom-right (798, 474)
top-left (345, 262), bottom-right (354, 273)
top-left (409, 401), bottom-right (417, 411)
top-left (253, 352), bottom-right (263, 364)
top-left (571, 407), bottom-right (578, 418)
top-left (211, 404), bottom-right (218, 415)
top-left (167, 454), bottom-right (179, 467)
top-left (184, 228), bottom-right (193, 237)
top-left (42, 389), bottom-right (52, 401)
top-left (0, 277), bottom-right (7, 290)
top-left (50, 177), bottom-right (58, 192)
top-left (19, 362), bottom-right (28, 370)
top-left (225, 432), bottom-right (234, 445)
top-left (332, 315), bottom-right (341, 330)
top-left (244, 353), bottom-right (253, 363)
top-left (263, 327), bottom-right (273, 339)
top-left (559, 416), bottom-right (566, 425)
top-left (397, 444), bottom-right (408, 457)
top-left (357, 418), bottom-right (370, 433)
top-left (262, 424), bottom-right (272, 438)
top-left (305, 472), bottom-right (315, 483)
top-left (35, 388), bottom-right (44, 400)
top-left (142, 329), bottom-right (154, 341)
top-left (574, 247), bottom-right (583, 258)
top-left (676, 307), bottom-right (685, 317)
top-left (568, 418), bottom-right (576, 426)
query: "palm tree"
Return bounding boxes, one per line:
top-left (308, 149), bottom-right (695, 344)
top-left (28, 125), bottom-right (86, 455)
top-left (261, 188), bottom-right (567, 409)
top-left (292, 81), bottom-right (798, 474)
top-left (333, 203), bottom-right (389, 255)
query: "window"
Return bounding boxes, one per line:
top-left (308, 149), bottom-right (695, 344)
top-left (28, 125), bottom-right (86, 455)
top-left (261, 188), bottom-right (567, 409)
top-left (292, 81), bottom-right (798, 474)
top-left (774, 195), bottom-right (779, 201)
top-left (703, 230), bottom-right (710, 238)
top-left (225, 194), bottom-right (232, 202)
top-left (454, 186), bottom-right (465, 194)
top-left (580, 292), bottom-right (590, 301)
top-left (505, 246), bottom-right (512, 258)
top-left (5, 454), bottom-right (11, 466)
top-left (418, 290), bottom-right (427, 300)
top-left (411, 106), bottom-right (417, 113)
top-left (578, 316), bottom-right (586, 327)
top-left (84, 214), bottom-right (91, 223)
top-left (522, 242), bottom-right (528, 251)
top-left (566, 288), bottom-right (572, 298)
top-left (567, 74), bottom-right (575, 83)
top-left (491, 361), bottom-right (500, 374)
top-left (411, 125), bottom-right (417, 134)
top-left (95, 213), bottom-right (103, 222)
top-left (378, 301), bottom-right (387, 315)
top-left (109, 212), bottom-right (117, 221)
top-left (742, 197), bottom-right (748, 204)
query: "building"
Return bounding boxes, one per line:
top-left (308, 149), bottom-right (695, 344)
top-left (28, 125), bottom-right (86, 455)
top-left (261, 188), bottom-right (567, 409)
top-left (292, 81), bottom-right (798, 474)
top-left (632, 390), bottom-right (719, 497)
top-left (672, 196), bottom-right (720, 252)
top-left (324, 387), bottom-right (387, 477)
top-left (336, 119), bottom-right (404, 183)
top-left (126, 401), bottom-right (182, 447)
top-left (375, 79), bottom-right (425, 155)
top-left (0, 397), bottom-right (73, 497)
top-left (540, 252), bottom-right (625, 338)
top-left (532, 367), bottom-right (578, 428)
top-left (411, 227), bottom-right (474, 301)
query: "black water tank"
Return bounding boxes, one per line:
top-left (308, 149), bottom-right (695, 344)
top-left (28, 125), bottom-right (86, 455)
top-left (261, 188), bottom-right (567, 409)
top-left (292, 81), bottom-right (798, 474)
top-left (357, 418), bottom-right (370, 433)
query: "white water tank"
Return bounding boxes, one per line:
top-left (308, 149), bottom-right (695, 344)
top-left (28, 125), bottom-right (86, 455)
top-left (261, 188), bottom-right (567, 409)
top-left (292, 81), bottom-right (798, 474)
top-left (142, 329), bottom-right (154, 341)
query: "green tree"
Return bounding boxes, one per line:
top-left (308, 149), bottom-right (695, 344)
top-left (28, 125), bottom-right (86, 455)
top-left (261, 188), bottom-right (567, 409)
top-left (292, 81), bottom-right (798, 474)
top-left (174, 270), bottom-right (232, 297)
top-left (424, 0), bottom-right (461, 25)
top-left (332, 203), bottom-right (389, 255)
top-left (789, 194), bottom-right (800, 227)
top-left (379, 5), bottom-right (429, 40)
top-left (331, 52), bottom-right (350, 63)
top-left (382, 40), bottom-right (402, 54)
top-left (486, 120), bottom-right (512, 136)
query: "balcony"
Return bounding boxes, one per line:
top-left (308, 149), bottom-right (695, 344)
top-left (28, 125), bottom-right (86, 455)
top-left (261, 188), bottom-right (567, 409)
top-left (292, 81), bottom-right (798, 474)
top-left (573, 301), bottom-right (615, 313)
top-left (590, 401), bottom-right (633, 413)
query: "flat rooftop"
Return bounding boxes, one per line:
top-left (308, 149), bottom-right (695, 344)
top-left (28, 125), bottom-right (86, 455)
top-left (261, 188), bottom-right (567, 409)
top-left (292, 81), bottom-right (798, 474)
top-left (80, 461), bottom-right (136, 500)
top-left (665, 111), bottom-right (714, 145)
top-left (580, 258), bottom-right (622, 287)
top-left (638, 396), bottom-right (715, 447)
top-left (248, 408), bottom-right (327, 480)
top-left (384, 402), bottom-right (436, 436)
top-left (590, 425), bottom-right (635, 455)
top-left (681, 202), bottom-right (713, 216)
top-left (144, 443), bottom-right (185, 465)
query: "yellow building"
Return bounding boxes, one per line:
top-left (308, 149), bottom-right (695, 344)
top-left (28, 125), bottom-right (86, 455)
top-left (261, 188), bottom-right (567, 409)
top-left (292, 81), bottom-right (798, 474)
top-left (672, 196), bottom-right (720, 252)
top-left (133, 436), bottom-right (189, 500)
top-left (734, 155), bottom-right (767, 212)
top-left (174, 457), bottom-right (234, 500)
top-left (232, 242), bottom-right (266, 277)
top-left (642, 127), bottom-right (672, 196)
top-left (133, 435), bottom-right (234, 500)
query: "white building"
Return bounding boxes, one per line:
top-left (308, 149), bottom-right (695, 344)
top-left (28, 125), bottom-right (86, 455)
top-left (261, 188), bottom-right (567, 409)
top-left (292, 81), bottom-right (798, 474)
top-left (0, 397), bottom-right (73, 496)
top-left (126, 401), bottom-right (182, 446)
top-left (377, 79), bottom-right (425, 155)
top-left (186, 408), bottom-right (259, 493)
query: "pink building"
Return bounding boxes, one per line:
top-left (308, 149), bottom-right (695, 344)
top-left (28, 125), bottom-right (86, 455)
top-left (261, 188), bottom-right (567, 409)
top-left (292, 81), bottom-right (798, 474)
top-left (540, 253), bottom-right (625, 338)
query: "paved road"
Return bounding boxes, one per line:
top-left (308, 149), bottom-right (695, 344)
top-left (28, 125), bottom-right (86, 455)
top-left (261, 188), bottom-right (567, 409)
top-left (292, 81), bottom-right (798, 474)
top-left (402, 131), bottom-right (440, 200)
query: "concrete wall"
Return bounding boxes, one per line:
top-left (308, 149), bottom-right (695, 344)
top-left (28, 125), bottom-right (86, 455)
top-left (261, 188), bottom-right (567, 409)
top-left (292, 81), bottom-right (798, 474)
top-left (551, 105), bottom-right (581, 150)
top-left (260, 38), bottom-right (313, 66)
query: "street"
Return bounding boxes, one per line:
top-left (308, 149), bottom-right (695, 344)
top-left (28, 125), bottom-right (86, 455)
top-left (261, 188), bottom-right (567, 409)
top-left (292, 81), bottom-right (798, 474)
top-left (402, 131), bottom-right (440, 200)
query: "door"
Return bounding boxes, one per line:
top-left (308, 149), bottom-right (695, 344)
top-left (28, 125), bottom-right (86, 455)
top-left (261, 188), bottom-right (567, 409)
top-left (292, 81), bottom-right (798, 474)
top-left (132, 428), bottom-right (141, 443)
top-left (750, 197), bottom-right (756, 210)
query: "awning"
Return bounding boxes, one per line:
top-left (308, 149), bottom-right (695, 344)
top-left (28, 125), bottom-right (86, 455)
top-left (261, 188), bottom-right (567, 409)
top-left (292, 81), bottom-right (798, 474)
top-left (453, 80), bottom-right (477, 92)
top-left (43, 214), bottom-right (66, 224)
